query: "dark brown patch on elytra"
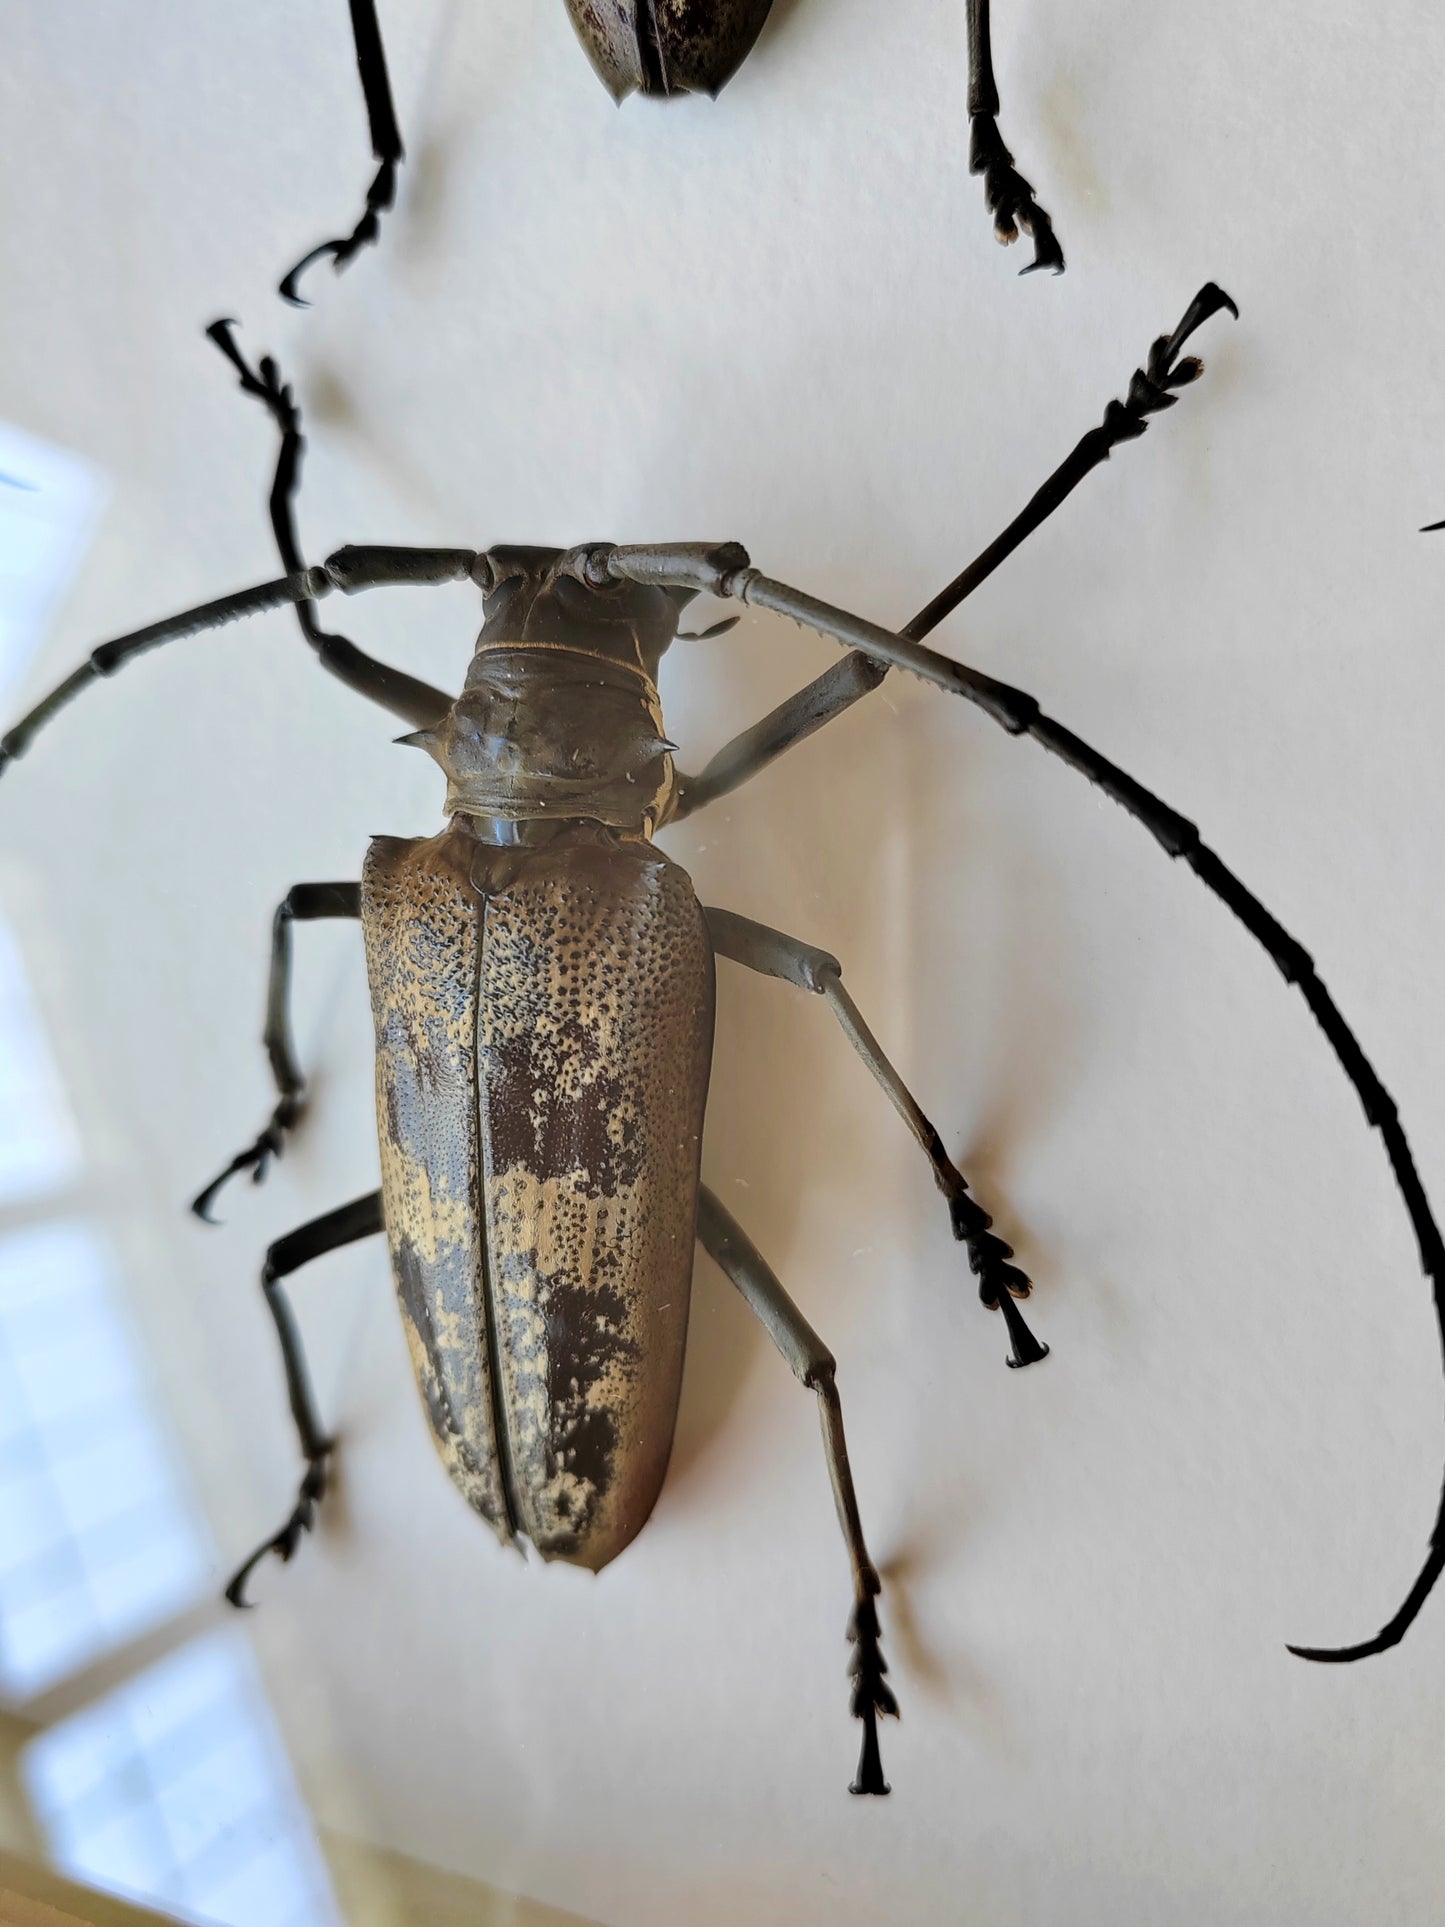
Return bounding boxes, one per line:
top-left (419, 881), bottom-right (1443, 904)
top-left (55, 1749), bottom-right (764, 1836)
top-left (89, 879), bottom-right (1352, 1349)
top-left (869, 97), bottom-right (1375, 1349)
top-left (484, 1013), bottom-right (645, 1196)
top-left (545, 1270), bottom-right (640, 1509)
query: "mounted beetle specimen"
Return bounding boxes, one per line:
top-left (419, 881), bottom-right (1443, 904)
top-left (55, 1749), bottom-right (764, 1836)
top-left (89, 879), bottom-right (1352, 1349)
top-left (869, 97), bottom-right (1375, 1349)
top-left (7, 284), bottom-right (1445, 1795)
top-left (279, 0), bottom-right (1059, 302)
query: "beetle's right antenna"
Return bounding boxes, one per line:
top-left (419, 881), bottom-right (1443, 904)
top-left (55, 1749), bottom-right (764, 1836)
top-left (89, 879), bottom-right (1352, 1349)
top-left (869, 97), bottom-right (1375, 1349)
top-left (966, 0), bottom-right (1063, 274)
top-left (279, 0), bottom-right (404, 305)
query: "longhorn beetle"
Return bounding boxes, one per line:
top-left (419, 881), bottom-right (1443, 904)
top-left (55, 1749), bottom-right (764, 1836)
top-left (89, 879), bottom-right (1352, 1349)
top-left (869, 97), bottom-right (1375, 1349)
top-left (280, 0), bottom-right (1060, 302)
top-left (7, 284), bottom-right (1445, 1794)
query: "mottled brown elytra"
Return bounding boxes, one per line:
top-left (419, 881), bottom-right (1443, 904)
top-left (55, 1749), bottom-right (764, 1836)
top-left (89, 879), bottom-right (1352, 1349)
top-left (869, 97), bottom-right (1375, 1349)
top-left (277, 0), bottom-right (1060, 305)
top-left (7, 286), bottom-right (1445, 1795)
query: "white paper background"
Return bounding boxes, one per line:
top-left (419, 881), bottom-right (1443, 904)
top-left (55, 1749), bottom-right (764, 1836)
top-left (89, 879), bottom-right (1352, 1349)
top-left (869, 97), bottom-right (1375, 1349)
top-left (3, 2), bottom-right (1445, 1920)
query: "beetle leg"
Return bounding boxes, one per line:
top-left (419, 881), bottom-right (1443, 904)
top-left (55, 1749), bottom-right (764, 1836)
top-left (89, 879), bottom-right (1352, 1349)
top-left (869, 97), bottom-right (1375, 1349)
top-left (0, 544), bottom-right (477, 778)
top-left (695, 1186), bottom-right (897, 1795)
top-left (706, 907), bottom-right (1045, 1369)
top-left (667, 288), bottom-right (1237, 814)
top-left (278, 0), bottom-right (405, 305)
top-left (227, 1189), bottom-right (385, 1608)
top-left (193, 882), bottom-right (362, 1223)
top-left (673, 652), bottom-right (889, 819)
top-left (209, 322), bottom-right (454, 730)
top-left (966, 0), bottom-right (1063, 273)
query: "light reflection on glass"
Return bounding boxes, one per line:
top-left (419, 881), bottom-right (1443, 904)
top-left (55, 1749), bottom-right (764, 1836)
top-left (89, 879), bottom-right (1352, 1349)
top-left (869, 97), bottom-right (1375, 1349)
top-left (0, 920), bottom-right (81, 1206)
top-left (0, 1222), bottom-right (210, 1697)
top-left (0, 418), bottom-right (345, 1923)
top-left (24, 1630), bottom-right (344, 1927)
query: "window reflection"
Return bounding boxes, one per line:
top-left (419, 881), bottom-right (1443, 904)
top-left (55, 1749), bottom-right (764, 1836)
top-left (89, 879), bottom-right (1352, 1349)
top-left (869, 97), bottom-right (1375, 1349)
top-left (1, 419), bottom-right (345, 1926)
top-left (0, 921), bottom-right (80, 1206)
top-left (0, 1223), bottom-right (209, 1697)
top-left (25, 1631), bottom-right (343, 1927)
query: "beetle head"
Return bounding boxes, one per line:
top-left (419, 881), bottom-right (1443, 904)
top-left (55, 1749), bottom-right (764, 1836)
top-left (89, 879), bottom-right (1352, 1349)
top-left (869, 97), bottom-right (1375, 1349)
top-left (564, 0), bottom-right (774, 101)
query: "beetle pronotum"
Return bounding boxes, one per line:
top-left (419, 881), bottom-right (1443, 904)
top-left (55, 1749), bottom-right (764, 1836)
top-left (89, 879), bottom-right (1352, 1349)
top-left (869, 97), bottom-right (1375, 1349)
top-left (6, 284), bottom-right (1444, 1796)
top-left (279, 0), bottom-right (1060, 303)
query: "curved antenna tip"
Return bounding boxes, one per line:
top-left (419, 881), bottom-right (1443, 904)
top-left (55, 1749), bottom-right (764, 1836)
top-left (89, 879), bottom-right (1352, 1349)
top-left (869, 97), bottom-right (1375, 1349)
top-left (1286, 1641), bottom-right (1375, 1665)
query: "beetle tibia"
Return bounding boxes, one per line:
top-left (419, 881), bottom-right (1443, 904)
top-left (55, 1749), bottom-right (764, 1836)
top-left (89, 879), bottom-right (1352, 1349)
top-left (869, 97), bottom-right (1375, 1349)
top-left (848, 1592), bottom-right (898, 1797)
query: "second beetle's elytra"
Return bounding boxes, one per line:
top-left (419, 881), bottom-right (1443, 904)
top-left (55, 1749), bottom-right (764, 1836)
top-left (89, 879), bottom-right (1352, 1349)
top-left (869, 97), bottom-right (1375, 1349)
top-left (563, 0), bottom-right (776, 100)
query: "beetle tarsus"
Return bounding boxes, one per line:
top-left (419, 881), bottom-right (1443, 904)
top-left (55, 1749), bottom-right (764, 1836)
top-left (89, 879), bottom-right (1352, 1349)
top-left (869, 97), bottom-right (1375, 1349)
top-left (950, 1192), bottom-right (1047, 1365)
top-left (191, 1095), bottom-right (303, 1223)
top-left (847, 1590), bottom-right (898, 1796)
top-left (280, 158), bottom-right (399, 306)
top-left (969, 114), bottom-right (1064, 275)
top-left (277, 0), bottom-right (405, 304)
top-left (993, 1285), bottom-right (1049, 1369)
top-left (224, 1450), bottom-right (332, 1608)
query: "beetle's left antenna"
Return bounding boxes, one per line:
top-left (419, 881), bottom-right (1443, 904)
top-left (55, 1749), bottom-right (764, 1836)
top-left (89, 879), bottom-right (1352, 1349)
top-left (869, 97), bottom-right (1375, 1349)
top-left (278, 0), bottom-right (404, 305)
top-left (0, 546), bottom-right (478, 778)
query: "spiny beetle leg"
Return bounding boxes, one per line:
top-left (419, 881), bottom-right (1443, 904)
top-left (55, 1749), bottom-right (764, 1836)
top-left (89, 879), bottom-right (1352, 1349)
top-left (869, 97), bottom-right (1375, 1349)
top-left (696, 1188), bottom-right (897, 1793)
top-left (705, 904), bottom-right (1046, 1367)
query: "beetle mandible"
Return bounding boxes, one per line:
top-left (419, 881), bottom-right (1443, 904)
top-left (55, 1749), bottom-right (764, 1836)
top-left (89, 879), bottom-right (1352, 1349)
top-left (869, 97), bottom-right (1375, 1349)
top-left (280, 0), bottom-right (1060, 303)
top-left (6, 284), bottom-right (1445, 1797)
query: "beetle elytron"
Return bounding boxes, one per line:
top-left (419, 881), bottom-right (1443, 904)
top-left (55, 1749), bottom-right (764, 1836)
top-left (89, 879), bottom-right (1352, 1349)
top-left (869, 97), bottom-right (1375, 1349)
top-left (280, 0), bottom-right (1060, 302)
top-left (8, 284), bottom-right (1445, 1795)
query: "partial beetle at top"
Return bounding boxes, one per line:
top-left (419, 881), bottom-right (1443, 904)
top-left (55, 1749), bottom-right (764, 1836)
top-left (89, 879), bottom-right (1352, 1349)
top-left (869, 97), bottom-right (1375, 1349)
top-left (7, 285), bottom-right (1445, 1796)
top-left (280, 0), bottom-right (1061, 301)
top-left (563, 0), bottom-right (776, 100)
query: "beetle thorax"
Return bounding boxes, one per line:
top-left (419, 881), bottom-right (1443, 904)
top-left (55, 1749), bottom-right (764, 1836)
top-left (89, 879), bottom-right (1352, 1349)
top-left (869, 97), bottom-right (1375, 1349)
top-left (405, 548), bottom-right (689, 836)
